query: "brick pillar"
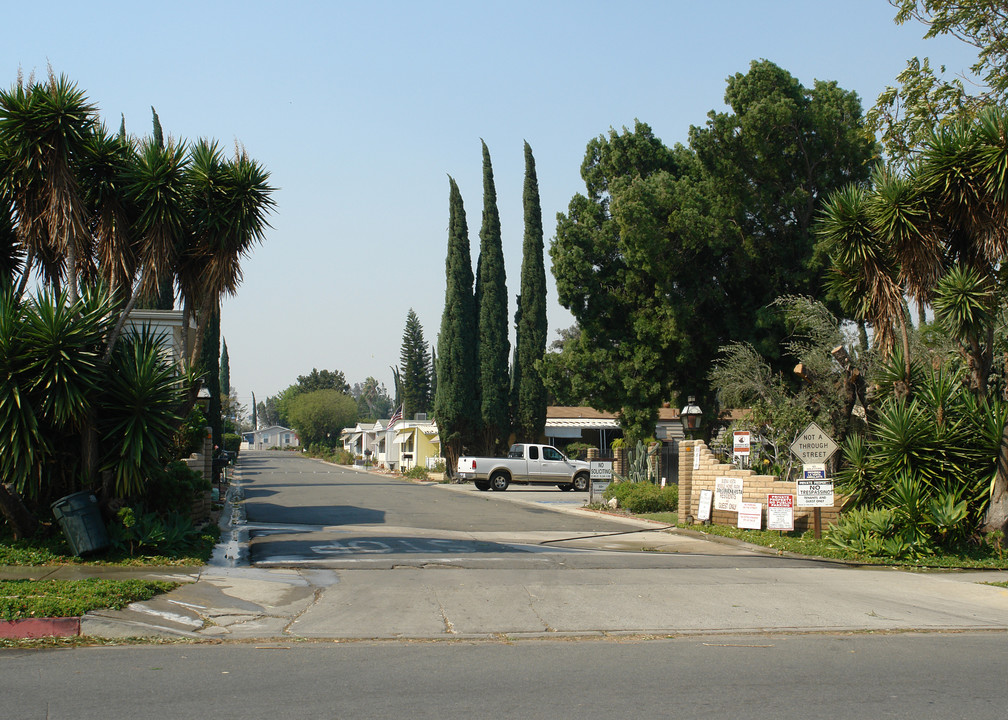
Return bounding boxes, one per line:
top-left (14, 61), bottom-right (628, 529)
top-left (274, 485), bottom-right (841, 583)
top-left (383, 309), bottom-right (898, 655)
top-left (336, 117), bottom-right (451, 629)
top-left (201, 426), bottom-right (213, 481)
top-left (678, 440), bottom-right (694, 525)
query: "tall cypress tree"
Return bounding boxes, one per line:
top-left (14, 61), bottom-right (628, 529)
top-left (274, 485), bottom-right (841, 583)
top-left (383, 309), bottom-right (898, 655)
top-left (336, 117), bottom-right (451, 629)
top-left (220, 338), bottom-right (231, 431)
top-left (435, 177), bottom-right (478, 475)
top-left (399, 308), bottom-right (431, 418)
top-left (220, 339), bottom-right (230, 399)
top-left (199, 306), bottom-right (222, 460)
top-left (475, 141), bottom-right (510, 454)
top-left (512, 141), bottom-right (548, 442)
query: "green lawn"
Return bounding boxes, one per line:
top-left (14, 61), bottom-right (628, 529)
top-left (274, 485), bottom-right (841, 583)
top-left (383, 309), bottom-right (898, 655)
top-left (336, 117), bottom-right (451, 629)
top-left (0, 578), bottom-right (178, 621)
top-left (637, 512), bottom-right (1008, 570)
top-left (0, 524), bottom-right (219, 567)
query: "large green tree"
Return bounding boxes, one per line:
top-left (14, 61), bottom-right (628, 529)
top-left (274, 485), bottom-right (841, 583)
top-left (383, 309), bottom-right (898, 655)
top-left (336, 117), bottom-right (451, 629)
top-left (475, 141), bottom-right (509, 454)
top-left (286, 389), bottom-right (357, 449)
top-left (399, 308), bottom-right (431, 419)
top-left (549, 62), bottom-right (876, 440)
top-left (435, 177), bottom-right (478, 474)
top-left (511, 141), bottom-right (549, 443)
top-left (869, 0), bottom-right (1008, 166)
top-left (295, 368), bottom-right (350, 395)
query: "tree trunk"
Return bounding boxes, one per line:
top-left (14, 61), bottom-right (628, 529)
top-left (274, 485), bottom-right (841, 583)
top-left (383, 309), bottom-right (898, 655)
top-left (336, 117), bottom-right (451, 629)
top-left (0, 483), bottom-right (38, 540)
top-left (984, 418), bottom-right (1008, 535)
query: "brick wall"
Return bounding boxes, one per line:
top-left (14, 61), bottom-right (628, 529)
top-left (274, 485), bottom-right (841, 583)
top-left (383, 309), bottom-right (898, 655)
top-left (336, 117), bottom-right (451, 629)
top-left (678, 440), bottom-right (841, 531)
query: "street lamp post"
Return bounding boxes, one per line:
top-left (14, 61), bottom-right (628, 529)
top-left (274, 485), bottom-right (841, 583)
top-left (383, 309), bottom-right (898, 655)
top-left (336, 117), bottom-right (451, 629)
top-left (680, 396), bottom-right (702, 440)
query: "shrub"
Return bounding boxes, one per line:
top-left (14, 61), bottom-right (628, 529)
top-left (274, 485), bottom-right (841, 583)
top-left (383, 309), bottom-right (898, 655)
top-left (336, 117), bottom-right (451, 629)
top-left (108, 506), bottom-right (198, 557)
top-left (603, 480), bottom-right (677, 514)
top-left (565, 443), bottom-right (593, 459)
top-left (223, 433), bottom-right (242, 455)
top-left (144, 461), bottom-right (210, 516)
top-left (403, 465), bottom-right (430, 480)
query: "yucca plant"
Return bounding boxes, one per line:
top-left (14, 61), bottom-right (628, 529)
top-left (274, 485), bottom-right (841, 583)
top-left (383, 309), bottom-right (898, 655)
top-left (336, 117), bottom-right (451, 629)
top-left (100, 326), bottom-right (182, 497)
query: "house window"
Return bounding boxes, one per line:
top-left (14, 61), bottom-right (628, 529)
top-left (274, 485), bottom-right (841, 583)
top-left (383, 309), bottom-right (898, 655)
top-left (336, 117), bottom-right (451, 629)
top-left (285, 434), bottom-right (291, 444)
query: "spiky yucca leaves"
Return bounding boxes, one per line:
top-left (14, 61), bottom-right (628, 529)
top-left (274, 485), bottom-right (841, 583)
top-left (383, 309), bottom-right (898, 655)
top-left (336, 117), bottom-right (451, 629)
top-left (0, 193), bottom-right (23, 284)
top-left (127, 135), bottom-right (189, 302)
top-left (837, 364), bottom-right (995, 553)
top-left (0, 286), bottom-right (113, 499)
top-left (819, 179), bottom-right (908, 356)
top-left (100, 326), bottom-right (182, 497)
top-left (179, 140), bottom-right (274, 367)
top-left (0, 74), bottom-right (98, 302)
top-left (0, 287), bottom-right (47, 499)
top-left (24, 287), bottom-right (110, 430)
top-left (80, 124), bottom-right (137, 298)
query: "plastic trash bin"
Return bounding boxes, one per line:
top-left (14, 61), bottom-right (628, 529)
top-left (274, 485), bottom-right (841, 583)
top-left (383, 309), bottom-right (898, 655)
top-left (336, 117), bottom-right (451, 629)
top-left (50, 491), bottom-right (110, 556)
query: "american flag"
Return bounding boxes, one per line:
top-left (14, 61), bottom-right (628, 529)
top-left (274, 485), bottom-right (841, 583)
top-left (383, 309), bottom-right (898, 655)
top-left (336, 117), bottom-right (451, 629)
top-left (386, 405), bottom-right (403, 429)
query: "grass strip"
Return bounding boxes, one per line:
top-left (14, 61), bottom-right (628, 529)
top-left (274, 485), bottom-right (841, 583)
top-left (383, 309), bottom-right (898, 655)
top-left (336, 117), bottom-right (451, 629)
top-left (1, 578), bottom-right (178, 620)
top-left (0, 524), bottom-right (219, 567)
top-left (635, 512), bottom-right (1008, 569)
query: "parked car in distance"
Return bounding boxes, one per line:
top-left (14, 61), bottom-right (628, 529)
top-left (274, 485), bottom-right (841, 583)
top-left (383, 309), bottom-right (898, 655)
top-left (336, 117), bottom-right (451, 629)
top-left (456, 443), bottom-right (591, 492)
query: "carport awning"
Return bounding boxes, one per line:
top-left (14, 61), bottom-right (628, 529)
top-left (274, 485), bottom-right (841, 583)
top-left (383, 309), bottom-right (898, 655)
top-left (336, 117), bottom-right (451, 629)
top-left (545, 427), bottom-right (582, 439)
top-left (393, 433), bottom-right (411, 445)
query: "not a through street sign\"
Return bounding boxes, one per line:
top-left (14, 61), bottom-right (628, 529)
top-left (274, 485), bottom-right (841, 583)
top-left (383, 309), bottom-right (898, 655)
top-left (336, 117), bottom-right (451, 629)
top-left (790, 422), bottom-right (838, 464)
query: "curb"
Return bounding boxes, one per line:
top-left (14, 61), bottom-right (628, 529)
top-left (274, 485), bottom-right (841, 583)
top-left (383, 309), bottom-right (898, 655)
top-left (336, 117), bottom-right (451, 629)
top-left (1, 617), bottom-right (80, 639)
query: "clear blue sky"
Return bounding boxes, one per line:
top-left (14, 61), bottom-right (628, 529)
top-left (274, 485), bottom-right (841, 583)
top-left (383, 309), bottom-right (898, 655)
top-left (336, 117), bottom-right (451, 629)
top-left (3, 1), bottom-right (981, 413)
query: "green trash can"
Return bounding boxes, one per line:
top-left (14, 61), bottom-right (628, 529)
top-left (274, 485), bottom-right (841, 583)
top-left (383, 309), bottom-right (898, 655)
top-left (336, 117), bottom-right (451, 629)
top-left (51, 491), bottom-right (110, 556)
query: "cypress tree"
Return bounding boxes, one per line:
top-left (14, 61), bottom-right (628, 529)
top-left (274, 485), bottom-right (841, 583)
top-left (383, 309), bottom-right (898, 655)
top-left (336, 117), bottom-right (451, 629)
top-left (220, 338), bottom-right (231, 431)
top-left (513, 141), bottom-right (548, 442)
top-left (399, 308), bottom-right (431, 418)
top-left (435, 177), bottom-right (478, 475)
top-left (429, 346), bottom-right (437, 406)
top-left (220, 339), bottom-right (230, 400)
top-left (199, 305), bottom-right (222, 460)
top-left (475, 141), bottom-right (510, 454)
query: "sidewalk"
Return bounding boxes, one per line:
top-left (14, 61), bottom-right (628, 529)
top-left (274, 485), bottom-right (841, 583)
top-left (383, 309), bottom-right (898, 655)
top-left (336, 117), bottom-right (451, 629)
top-left (4, 460), bottom-right (1008, 642)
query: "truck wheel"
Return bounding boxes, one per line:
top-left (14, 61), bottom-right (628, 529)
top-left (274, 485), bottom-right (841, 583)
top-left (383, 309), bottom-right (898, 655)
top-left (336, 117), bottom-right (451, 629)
top-left (572, 473), bottom-right (589, 492)
top-left (557, 483), bottom-right (573, 491)
top-left (474, 480), bottom-right (490, 491)
top-left (490, 472), bottom-right (509, 492)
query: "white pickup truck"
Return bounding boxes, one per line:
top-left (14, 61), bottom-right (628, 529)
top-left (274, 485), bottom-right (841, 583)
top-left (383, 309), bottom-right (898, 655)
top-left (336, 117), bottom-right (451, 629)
top-left (456, 443), bottom-right (591, 492)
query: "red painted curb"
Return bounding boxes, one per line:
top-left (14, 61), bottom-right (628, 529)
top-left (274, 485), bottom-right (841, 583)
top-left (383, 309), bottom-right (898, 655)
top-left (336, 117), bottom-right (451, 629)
top-left (0, 617), bottom-right (81, 639)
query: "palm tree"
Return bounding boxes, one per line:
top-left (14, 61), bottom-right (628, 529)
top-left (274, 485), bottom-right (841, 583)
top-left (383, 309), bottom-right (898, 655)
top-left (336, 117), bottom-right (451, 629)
top-left (0, 73), bottom-right (97, 304)
top-left (820, 106), bottom-right (1008, 534)
top-left (179, 140), bottom-right (274, 370)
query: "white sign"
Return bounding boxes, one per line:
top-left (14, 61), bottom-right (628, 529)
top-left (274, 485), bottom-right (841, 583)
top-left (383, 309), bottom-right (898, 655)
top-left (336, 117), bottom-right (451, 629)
top-left (790, 422), bottom-right (838, 464)
top-left (733, 431), bottom-right (751, 457)
top-left (591, 480), bottom-right (611, 501)
top-left (796, 479), bottom-right (834, 508)
top-left (693, 445), bottom-right (701, 470)
top-left (697, 489), bottom-right (713, 521)
top-left (737, 502), bottom-right (762, 529)
top-left (767, 493), bottom-right (794, 531)
top-left (590, 461), bottom-right (613, 480)
top-left (803, 463), bottom-right (826, 480)
top-left (714, 476), bottom-right (743, 512)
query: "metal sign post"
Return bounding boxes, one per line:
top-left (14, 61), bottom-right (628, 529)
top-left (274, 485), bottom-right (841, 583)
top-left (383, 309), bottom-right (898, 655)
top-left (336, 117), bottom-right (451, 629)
top-left (790, 423), bottom-right (838, 539)
top-left (589, 461), bottom-right (613, 504)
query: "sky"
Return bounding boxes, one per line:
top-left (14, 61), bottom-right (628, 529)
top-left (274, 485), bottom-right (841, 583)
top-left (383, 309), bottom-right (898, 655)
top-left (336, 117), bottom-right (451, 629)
top-left (3, 1), bottom-right (983, 414)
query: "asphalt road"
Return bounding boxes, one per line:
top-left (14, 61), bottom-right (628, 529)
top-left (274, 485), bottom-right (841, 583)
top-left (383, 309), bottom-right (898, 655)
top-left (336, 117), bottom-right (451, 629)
top-left (4, 632), bottom-right (1007, 719)
top-left (240, 451), bottom-right (767, 569)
